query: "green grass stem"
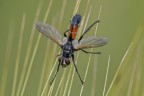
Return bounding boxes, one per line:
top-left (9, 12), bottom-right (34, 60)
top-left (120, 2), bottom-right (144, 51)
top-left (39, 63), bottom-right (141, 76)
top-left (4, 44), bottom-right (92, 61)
top-left (11, 13), bottom-right (26, 96)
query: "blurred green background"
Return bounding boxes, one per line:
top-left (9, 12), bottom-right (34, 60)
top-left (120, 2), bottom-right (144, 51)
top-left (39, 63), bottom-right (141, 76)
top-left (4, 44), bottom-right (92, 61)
top-left (0, 0), bottom-right (144, 96)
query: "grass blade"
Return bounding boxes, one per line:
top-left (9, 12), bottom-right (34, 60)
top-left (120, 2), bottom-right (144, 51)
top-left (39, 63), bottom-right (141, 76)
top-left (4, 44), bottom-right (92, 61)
top-left (0, 21), bottom-right (15, 96)
top-left (106, 23), bottom-right (144, 96)
top-left (102, 54), bottom-right (110, 96)
top-left (16, 0), bottom-right (43, 95)
top-left (11, 13), bottom-right (26, 96)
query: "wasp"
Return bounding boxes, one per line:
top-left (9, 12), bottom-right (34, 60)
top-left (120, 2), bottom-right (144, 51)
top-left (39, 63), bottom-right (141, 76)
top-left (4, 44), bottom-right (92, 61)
top-left (35, 14), bottom-right (108, 85)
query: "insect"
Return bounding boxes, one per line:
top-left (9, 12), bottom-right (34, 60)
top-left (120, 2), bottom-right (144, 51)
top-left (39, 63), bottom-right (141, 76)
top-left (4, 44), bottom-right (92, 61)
top-left (35, 14), bottom-right (108, 85)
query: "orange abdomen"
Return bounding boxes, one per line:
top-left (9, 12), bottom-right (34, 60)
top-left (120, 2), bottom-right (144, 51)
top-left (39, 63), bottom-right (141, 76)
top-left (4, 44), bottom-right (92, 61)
top-left (68, 25), bottom-right (78, 40)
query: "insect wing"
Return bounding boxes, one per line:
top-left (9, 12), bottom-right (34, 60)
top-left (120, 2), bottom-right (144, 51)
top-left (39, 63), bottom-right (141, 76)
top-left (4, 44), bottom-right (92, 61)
top-left (73, 36), bottom-right (108, 50)
top-left (35, 22), bottom-right (63, 46)
top-left (62, 37), bottom-right (68, 45)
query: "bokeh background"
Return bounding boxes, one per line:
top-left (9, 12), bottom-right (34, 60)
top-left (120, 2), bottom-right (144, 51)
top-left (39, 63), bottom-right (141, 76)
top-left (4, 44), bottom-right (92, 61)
top-left (0, 0), bottom-right (144, 96)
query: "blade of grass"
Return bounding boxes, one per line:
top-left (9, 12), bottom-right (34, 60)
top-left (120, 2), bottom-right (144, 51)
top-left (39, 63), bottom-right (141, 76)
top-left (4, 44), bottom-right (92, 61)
top-left (21, 0), bottom-right (57, 94)
top-left (21, 28), bottom-right (41, 95)
top-left (80, 4), bottom-right (102, 96)
top-left (37, 0), bottom-right (55, 94)
top-left (39, 17), bottom-right (61, 95)
top-left (58, 0), bottom-right (68, 28)
top-left (43, 0), bottom-right (53, 23)
top-left (38, 40), bottom-right (58, 96)
top-left (11, 13), bottom-right (26, 96)
top-left (16, 0), bottom-right (43, 95)
top-left (133, 37), bottom-right (143, 96)
top-left (41, 55), bottom-right (59, 96)
top-left (106, 23), bottom-right (144, 96)
top-left (37, 41), bottom-right (50, 96)
top-left (67, 52), bottom-right (80, 96)
top-left (54, 69), bottom-right (67, 96)
top-left (44, 0), bottom-right (68, 94)
top-left (47, 79), bottom-right (56, 96)
top-left (102, 54), bottom-right (110, 96)
top-left (126, 51), bottom-right (137, 96)
top-left (62, 66), bottom-right (72, 96)
top-left (90, 55), bottom-right (98, 96)
top-left (0, 21), bottom-right (15, 96)
top-left (105, 42), bottom-right (132, 96)
top-left (73, 0), bottom-right (82, 15)
top-left (80, 7), bottom-right (92, 96)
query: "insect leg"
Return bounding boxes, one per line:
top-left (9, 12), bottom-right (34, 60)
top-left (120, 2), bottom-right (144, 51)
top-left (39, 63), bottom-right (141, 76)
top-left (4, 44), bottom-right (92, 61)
top-left (72, 54), bottom-right (84, 85)
top-left (81, 49), bottom-right (101, 54)
top-left (78, 20), bottom-right (100, 42)
top-left (50, 62), bottom-right (61, 85)
top-left (64, 29), bottom-right (69, 37)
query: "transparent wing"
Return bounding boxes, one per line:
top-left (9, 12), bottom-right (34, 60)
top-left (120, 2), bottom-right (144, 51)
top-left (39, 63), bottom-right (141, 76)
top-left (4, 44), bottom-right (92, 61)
top-left (73, 36), bottom-right (108, 50)
top-left (35, 22), bottom-right (63, 46)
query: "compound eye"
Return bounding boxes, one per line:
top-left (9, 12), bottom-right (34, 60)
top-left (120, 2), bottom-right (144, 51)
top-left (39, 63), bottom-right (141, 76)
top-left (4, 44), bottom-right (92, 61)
top-left (65, 58), bottom-right (70, 65)
top-left (58, 57), bottom-right (63, 63)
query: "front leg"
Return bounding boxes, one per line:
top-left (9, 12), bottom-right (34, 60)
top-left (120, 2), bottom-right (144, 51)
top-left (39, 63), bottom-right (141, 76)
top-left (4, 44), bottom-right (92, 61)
top-left (50, 62), bottom-right (61, 85)
top-left (64, 29), bottom-right (69, 37)
top-left (71, 54), bottom-right (84, 85)
top-left (78, 20), bottom-right (100, 42)
top-left (81, 49), bottom-right (101, 54)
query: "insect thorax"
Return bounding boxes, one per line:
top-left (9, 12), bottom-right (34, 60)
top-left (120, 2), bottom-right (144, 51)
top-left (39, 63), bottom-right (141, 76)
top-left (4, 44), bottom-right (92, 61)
top-left (63, 42), bottom-right (73, 58)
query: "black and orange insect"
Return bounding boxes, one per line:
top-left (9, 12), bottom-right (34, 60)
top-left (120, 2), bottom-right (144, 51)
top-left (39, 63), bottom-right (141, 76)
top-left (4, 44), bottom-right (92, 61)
top-left (35, 14), bottom-right (108, 85)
